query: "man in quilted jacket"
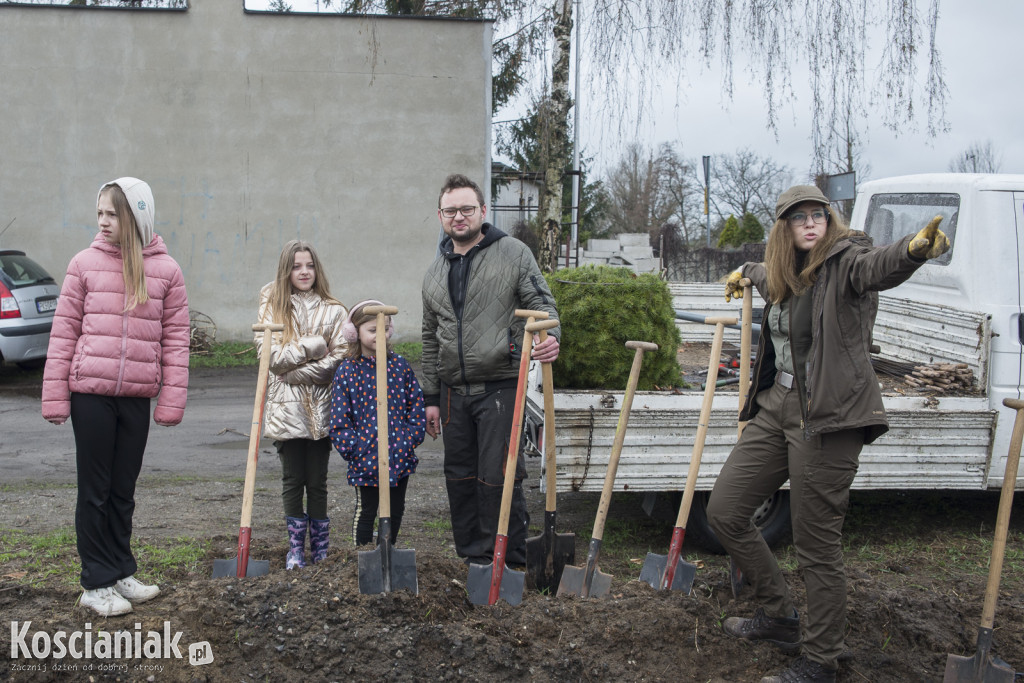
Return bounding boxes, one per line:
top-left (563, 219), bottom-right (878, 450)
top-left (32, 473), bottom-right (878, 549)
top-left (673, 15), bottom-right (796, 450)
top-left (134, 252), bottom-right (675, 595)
top-left (421, 173), bottom-right (560, 567)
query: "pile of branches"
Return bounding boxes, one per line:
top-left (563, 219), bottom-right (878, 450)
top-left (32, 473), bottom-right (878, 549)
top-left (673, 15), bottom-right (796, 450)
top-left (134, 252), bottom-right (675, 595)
top-left (189, 309), bottom-right (217, 355)
top-left (903, 363), bottom-right (975, 393)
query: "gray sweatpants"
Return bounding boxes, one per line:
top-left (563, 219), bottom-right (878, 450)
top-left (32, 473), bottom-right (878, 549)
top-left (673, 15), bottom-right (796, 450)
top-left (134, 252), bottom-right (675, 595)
top-left (707, 380), bottom-right (862, 669)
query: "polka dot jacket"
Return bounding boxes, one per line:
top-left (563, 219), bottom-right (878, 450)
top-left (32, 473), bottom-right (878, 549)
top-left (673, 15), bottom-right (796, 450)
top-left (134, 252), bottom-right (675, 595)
top-left (329, 353), bottom-right (426, 487)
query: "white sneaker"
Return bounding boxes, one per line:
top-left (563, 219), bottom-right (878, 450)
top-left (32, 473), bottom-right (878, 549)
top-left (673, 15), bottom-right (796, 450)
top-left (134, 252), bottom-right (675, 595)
top-left (80, 587), bottom-right (132, 616)
top-left (114, 575), bottom-right (160, 604)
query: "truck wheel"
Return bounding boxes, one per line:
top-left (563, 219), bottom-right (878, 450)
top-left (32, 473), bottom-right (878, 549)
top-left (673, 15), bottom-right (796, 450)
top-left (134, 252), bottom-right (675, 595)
top-left (685, 490), bottom-right (792, 554)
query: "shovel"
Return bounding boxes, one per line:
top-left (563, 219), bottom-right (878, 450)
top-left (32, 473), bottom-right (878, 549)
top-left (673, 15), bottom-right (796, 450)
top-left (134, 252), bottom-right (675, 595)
top-left (733, 278), bottom-right (753, 598)
top-left (558, 340), bottom-right (659, 599)
top-left (942, 397), bottom-right (1024, 682)
top-left (213, 322), bottom-right (284, 579)
top-left (639, 316), bottom-right (735, 593)
top-left (358, 304), bottom-right (418, 595)
top-left (737, 278), bottom-right (753, 438)
top-left (467, 317), bottom-right (559, 606)
top-left (524, 321), bottom-right (575, 593)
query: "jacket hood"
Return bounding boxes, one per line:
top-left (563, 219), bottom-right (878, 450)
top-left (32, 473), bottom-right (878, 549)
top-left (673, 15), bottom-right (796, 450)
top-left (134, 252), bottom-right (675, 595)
top-left (90, 232), bottom-right (168, 257)
top-left (98, 177), bottom-right (155, 246)
top-left (440, 223), bottom-right (506, 258)
top-left (829, 230), bottom-right (873, 258)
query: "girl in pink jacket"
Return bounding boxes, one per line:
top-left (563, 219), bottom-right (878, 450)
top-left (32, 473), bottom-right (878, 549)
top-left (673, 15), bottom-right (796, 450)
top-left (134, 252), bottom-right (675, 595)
top-left (42, 177), bottom-right (190, 617)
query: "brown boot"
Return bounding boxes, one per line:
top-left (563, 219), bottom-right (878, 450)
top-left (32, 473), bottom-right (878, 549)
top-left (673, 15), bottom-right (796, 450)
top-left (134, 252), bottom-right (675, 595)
top-left (723, 607), bottom-right (801, 651)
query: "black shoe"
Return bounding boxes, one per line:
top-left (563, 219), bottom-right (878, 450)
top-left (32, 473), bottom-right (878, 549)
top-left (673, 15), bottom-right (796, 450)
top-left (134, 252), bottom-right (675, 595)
top-left (722, 607), bottom-right (801, 651)
top-left (760, 656), bottom-right (836, 683)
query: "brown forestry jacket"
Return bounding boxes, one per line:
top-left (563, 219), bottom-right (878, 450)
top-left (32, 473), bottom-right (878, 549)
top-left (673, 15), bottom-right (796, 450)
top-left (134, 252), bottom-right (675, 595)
top-left (740, 232), bottom-right (923, 444)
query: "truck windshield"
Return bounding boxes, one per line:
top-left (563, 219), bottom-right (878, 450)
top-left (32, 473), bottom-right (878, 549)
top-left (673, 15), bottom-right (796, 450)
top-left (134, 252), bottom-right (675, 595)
top-left (863, 193), bottom-right (959, 266)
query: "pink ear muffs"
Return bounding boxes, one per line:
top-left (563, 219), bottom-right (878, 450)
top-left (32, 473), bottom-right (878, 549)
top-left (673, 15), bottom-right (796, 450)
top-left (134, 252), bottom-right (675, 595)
top-left (342, 299), bottom-right (395, 343)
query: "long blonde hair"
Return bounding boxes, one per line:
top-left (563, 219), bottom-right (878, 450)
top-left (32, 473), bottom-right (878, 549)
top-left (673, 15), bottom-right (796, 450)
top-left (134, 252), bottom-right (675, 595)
top-left (763, 205), bottom-right (851, 304)
top-left (266, 240), bottom-right (340, 344)
top-left (100, 184), bottom-right (148, 311)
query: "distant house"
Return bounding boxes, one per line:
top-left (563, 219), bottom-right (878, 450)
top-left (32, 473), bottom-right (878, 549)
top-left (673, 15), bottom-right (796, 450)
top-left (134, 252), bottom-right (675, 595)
top-left (490, 162), bottom-right (542, 233)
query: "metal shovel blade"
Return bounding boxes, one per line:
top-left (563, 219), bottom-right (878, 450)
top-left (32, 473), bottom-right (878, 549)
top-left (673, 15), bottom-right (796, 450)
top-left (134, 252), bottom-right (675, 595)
top-left (211, 557), bottom-right (270, 579)
top-left (943, 629), bottom-right (1016, 683)
top-left (638, 552), bottom-right (697, 593)
top-left (525, 511), bottom-right (576, 594)
top-left (466, 560), bottom-right (525, 606)
top-left (557, 538), bottom-right (612, 598)
top-left (358, 519), bottom-right (418, 595)
top-left (557, 561), bottom-right (612, 598)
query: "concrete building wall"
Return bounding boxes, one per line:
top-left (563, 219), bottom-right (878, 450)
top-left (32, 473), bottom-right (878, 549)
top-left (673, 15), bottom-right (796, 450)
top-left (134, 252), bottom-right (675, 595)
top-left (0, 2), bottom-right (492, 340)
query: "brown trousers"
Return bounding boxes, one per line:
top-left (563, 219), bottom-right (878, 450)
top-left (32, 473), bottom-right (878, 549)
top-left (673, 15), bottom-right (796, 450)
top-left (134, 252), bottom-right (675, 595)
top-left (707, 380), bottom-right (862, 669)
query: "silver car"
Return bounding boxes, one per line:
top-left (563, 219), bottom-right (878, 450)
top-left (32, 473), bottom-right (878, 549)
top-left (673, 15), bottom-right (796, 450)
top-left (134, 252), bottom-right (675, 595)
top-left (0, 250), bottom-right (60, 369)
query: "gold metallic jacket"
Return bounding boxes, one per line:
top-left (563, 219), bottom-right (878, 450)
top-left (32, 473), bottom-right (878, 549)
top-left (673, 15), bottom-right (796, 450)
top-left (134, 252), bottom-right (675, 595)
top-left (255, 284), bottom-right (347, 442)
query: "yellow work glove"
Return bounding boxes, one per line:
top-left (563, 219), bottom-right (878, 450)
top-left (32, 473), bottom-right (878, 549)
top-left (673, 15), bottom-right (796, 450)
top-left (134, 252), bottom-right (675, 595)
top-left (724, 269), bottom-right (744, 302)
top-left (908, 215), bottom-right (950, 260)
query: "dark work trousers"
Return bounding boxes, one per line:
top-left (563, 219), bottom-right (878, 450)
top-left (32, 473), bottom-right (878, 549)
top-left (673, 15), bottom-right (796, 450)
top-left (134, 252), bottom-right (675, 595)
top-left (352, 475), bottom-right (410, 546)
top-left (70, 393), bottom-right (151, 590)
top-left (441, 384), bottom-right (528, 565)
top-left (277, 437), bottom-right (331, 520)
top-left (706, 380), bottom-right (862, 670)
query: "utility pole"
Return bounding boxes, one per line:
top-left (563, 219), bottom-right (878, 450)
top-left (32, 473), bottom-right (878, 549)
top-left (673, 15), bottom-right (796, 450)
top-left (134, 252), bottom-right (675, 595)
top-left (703, 155), bottom-right (711, 281)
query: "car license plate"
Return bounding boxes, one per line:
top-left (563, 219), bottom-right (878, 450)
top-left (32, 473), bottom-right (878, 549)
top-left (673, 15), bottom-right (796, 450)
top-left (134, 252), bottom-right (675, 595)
top-left (36, 298), bottom-right (57, 313)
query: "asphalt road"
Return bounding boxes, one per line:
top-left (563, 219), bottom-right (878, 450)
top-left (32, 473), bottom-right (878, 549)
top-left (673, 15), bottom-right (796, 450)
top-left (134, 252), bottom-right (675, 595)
top-left (0, 366), bottom-right (446, 485)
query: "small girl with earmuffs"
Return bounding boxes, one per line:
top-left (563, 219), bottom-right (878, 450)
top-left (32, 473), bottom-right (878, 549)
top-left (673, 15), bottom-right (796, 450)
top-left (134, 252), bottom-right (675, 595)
top-left (328, 300), bottom-right (426, 547)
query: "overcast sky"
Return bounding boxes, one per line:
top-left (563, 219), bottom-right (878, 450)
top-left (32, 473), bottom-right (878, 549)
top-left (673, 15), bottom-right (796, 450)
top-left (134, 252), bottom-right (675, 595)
top-left (246, 1), bottom-right (1022, 184)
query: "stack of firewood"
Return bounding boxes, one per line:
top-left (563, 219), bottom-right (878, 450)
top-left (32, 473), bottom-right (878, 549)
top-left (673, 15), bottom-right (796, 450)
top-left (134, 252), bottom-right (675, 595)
top-left (903, 363), bottom-right (974, 392)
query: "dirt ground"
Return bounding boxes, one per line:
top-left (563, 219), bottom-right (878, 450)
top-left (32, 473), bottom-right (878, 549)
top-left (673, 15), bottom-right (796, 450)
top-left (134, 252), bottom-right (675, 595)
top-left (2, 357), bottom-right (1023, 682)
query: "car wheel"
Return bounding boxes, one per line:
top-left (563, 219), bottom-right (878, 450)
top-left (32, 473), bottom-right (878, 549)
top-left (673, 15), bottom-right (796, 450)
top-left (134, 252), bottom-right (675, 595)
top-left (685, 490), bottom-right (792, 554)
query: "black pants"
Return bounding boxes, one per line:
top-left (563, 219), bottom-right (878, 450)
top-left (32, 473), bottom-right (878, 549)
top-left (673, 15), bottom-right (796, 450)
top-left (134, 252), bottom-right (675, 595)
top-left (352, 476), bottom-right (410, 546)
top-left (278, 437), bottom-right (331, 519)
top-left (70, 393), bottom-right (151, 590)
top-left (441, 384), bottom-right (528, 565)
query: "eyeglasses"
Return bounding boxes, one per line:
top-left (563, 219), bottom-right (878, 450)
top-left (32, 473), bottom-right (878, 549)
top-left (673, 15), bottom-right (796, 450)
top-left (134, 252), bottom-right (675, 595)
top-left (440, 205), bottom-right (479, 219)
top-left (787, 209), bottom-right (828, 225)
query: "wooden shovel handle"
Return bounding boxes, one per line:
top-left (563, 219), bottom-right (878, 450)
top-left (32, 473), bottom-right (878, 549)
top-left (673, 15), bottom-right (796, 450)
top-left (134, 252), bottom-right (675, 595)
top-left (515, 308), bottom-right (549, 320)
top-left (590, 340), bottom-right (658, 542)
top-left (738, 279), bottom-right (753, 437)
top-left (495, 326), bottom-right (536, 537)
top-left (539, 327), bottom-right (557, 512)
top-left (980, 399), bottom-right (1024, 628)
top-left (371, 308), bottom-right (397, 517)
top-left (674, 320), bottom-right (730, 528)
top-left (240, 323), bottom-right (286, 528)
top-left (364, 305), bottom-right (398, 317)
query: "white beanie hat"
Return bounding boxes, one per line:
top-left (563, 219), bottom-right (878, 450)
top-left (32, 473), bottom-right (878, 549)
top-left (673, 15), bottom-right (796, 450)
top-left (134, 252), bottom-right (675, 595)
top-left (98, 177), bottom-right (155, 246)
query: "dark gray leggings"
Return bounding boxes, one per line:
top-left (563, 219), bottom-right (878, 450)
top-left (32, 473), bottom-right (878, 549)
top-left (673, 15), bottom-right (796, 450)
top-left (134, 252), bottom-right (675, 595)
top-left (278, 437), bottom-right (331, 519)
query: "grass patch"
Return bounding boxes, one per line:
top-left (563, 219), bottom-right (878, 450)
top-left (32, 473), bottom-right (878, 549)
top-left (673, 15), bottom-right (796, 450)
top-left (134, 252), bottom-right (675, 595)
top-left (190, 341), bottom-right (257, 368)
top-left (0, 528), bottom-right (210, 589)
top-left (189, 341), bottom-right (421, 368)
top-left (393, 342), bottom-right (422, 365)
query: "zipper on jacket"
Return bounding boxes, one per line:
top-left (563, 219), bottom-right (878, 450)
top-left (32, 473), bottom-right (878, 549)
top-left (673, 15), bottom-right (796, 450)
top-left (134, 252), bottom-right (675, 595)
top-left (115, 296), bottom-right (129, 395)
top-left (787, 300), bottom-right (812, 440)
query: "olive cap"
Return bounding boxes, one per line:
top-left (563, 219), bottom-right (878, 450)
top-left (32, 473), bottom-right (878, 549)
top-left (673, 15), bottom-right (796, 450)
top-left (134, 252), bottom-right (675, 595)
top-left (775, 185), bottom-right (830, 221)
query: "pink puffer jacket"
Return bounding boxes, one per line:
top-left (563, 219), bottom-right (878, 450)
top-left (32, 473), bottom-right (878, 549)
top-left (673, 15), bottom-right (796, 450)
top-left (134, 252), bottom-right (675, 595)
top-left (41, 234), bottom-right (190, 426)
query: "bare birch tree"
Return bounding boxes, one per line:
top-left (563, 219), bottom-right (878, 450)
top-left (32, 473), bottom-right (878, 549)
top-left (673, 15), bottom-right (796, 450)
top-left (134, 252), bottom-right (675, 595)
top-left (948, 141), bottom-right (1003, 173)
top-left (337, 0), bottom-right (948, 267)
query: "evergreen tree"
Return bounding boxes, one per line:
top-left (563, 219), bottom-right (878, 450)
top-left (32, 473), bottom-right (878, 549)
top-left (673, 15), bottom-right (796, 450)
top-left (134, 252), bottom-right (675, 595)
top-left (739, 212), bottom-right (764, 244)
top-left (717, 215), bottom-right (740, 248)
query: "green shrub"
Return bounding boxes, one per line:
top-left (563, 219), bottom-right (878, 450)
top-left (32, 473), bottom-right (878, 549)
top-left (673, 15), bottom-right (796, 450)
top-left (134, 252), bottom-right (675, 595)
top-left (545, 265), bottom-right (681, 390)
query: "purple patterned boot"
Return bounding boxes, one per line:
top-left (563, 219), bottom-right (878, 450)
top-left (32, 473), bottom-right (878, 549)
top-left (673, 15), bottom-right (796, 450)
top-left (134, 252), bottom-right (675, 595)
top-left (285, 515), bottom-right (308, 570)
top-left (309, 517), bottom-right (330, 564)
